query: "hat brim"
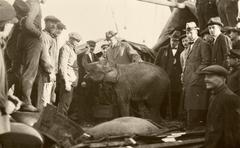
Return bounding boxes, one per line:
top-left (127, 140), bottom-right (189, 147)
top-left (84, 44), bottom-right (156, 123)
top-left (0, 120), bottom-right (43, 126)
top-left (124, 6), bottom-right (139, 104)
top-left (183, 27), bottom-right (200, 31)
top-left (106, 32), bottom-right (117, 39)
top-left (197, 71), bottom-right (228, 77)
top-left (207, 22), bottom-right (223, 27)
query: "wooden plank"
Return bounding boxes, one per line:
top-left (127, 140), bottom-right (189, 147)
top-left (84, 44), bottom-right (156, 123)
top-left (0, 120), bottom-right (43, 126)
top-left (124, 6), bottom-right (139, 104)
top-left (138, 0), bottom-right (186, 8)
top-left (135, 138), bottom-right (204, 148)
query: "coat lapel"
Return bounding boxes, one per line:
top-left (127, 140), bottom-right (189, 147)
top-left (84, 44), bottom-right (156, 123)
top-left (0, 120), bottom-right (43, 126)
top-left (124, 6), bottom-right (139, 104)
top-left (186, 38), bottom-right (200, 59)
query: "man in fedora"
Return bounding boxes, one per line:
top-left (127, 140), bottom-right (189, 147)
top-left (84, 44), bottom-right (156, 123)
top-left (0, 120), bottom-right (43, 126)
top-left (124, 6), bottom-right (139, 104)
top-left (199, 65), bottom-right (240, 148)
top-left (105, 30), bottom-right (142, 64)
top-left (155, 30), bottom-right (183, 119)
top-left (183, 22), bottom-right (211, 129)
top-left (227, 49), bottom-right (240, 96)
top-left (208, 17), bottom-right (232, 68)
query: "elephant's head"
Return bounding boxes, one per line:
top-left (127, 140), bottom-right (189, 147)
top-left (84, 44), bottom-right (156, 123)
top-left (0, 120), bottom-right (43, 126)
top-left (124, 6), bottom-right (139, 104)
top-left (84, 60), bottom-right (118, 83)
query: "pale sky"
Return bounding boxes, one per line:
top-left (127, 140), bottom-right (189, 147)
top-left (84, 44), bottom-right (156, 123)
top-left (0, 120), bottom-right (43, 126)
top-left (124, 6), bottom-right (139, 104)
top-left (7, 0), bottom-right (171, 48)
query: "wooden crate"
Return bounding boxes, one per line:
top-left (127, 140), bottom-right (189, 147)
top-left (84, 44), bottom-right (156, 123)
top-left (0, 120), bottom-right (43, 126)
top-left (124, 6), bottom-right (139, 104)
top-left (34, 104), bottom-right (84, 147)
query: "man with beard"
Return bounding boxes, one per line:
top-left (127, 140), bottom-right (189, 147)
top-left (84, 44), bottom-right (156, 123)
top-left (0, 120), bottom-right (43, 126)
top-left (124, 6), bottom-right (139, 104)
top-left (208, 17), bottom-right (232, 69)
top-left (199, 65), bottom-right (240, 148)
top-left (227, 49), bottom-right (240, 96)
top-left (37, 15), bottom-right (60, 110)
top-left (183, 22), bottom-right (211, 129)
top-left (155, 30), bottom-right (183, 119)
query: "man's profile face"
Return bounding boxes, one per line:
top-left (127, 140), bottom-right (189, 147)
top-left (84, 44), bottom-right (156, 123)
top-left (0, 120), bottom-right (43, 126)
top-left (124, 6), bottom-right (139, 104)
top-left (229, 31), bottom-right (238, 41)
top-left (204, 74), bottom-right (224, 90)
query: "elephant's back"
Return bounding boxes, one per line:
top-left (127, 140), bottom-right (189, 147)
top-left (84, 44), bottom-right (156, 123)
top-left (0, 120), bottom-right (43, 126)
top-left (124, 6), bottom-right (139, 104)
top-left (117, 62), bottom-right (170, 92)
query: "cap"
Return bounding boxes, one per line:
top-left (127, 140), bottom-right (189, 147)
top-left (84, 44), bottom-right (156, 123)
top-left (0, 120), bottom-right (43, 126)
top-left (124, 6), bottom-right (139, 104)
top-left (207, 17), bottom-right (223, 27)
top-left (170, 30), bottom-right (181, 40)
top-left (87, 40), bottom-right (96, 47)
top-left (198, 65), bottom-right (229, 77)
top-left (229, 49), bottom-right (240, 58)
top-left (0, 0), bottom-right (16, 23)
top-left (69, 32), bottom-right (81, 42)
top-left (184, 22), bottom-right (199, 32)
top-left (57, 22), bottom-right (66, 30)
top-left (105, 30), bottom-right (117, 40)
top-left (101, 44), bottom-right (109, 49)
top-left (44, 15), bottom-right (60, 23)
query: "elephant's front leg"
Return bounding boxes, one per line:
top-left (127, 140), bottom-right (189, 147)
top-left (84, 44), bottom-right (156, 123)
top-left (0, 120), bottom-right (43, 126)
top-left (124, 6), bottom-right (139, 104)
top-left (115, 88), bottom-right (130, 116)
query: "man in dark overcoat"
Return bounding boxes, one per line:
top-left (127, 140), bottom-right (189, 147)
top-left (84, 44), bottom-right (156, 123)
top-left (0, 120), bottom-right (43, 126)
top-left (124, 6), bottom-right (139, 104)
top-left (154, 30), bottom-right (183, 119)
top-left (227, 49), bottom-right (240, 96)
top-left (199, 65), bottom-right (240, 148)
top-left (208, 17), bottom-right (232, 69)
top-left (183, 22), bottom-right (211, 129)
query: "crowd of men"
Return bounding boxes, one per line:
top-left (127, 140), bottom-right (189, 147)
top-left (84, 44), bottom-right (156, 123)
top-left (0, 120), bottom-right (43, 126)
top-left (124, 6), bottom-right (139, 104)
top-left (1, 0), bottom-right (240, 147)
top-left (154, 16), bottom-right (240, 147)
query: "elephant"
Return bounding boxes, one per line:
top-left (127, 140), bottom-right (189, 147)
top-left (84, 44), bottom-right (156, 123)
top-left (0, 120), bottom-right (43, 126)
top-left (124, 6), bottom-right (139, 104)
top-left (84, 61), bottom-right (170, 123)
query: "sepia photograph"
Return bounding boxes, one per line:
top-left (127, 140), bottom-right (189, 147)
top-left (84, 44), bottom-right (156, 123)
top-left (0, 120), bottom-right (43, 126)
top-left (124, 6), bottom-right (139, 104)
top-left (0, 0), bottom-right (240, 147)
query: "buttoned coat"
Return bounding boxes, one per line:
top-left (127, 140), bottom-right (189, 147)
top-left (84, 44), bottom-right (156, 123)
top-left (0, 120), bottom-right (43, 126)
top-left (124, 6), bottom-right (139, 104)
top-left (211, 33), bottom-right (231, 68)
top-left (205, 85), bottom-right (240, 148)
top-left (183, 37), bottom-right (211, 110)
top-left (154, 44), bottom-right (183, 92)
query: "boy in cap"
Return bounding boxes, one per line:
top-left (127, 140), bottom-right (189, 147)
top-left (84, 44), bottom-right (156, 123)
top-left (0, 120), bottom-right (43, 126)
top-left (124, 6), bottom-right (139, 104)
top-left (208, 17), bottom-right (232, 68)
top-left (183, 21), bottom-right (211, 129)
top-left (58, 32), bottom-right (81, 115)
top-left (227, 49), bottom-right (240, 96)
top-left (199, 65), bottom-right (240, 148)
top-left (155, 30), bottom-right (183, 119)
top-left (105, 30), bottom-right (142, 64)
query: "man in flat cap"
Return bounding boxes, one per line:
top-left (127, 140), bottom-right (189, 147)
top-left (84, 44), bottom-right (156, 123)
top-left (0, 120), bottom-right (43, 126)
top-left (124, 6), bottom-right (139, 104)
top-left (17, 0), bottom-right (46, 112)
top-left (36, 15), bottom-right (60, 110)
top-left (105, 30), bottom-right (142, 64)
top-left (58, 32), bottom-right (81, 115)
top-left (227, 49), bottom-right (240, 96)
top-left (199, 65), bottom-right (240, 148)
top-left (155, 30), bottom-right (183, 119)
top-left (208, 17), bottom-right (232, 69)
top-left (183, 22), bottom-right (211, 129)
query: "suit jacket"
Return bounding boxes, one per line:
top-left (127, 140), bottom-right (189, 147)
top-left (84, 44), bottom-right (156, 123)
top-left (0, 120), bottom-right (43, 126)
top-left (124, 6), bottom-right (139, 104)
top-left (184, 37), bottom-right (211, 110)
top-left (82, 52), bottom-right (98, 67)
top-left (106, 41), bottom-right (142, 64)
top-left (205, 85), bottom-right (240, 148)
top-left (228, 66), bottom-right (240, 96)
top-left (211, 33), bottom-right (231, 68)
top-left (154, 44), bottom-right (183, 91)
